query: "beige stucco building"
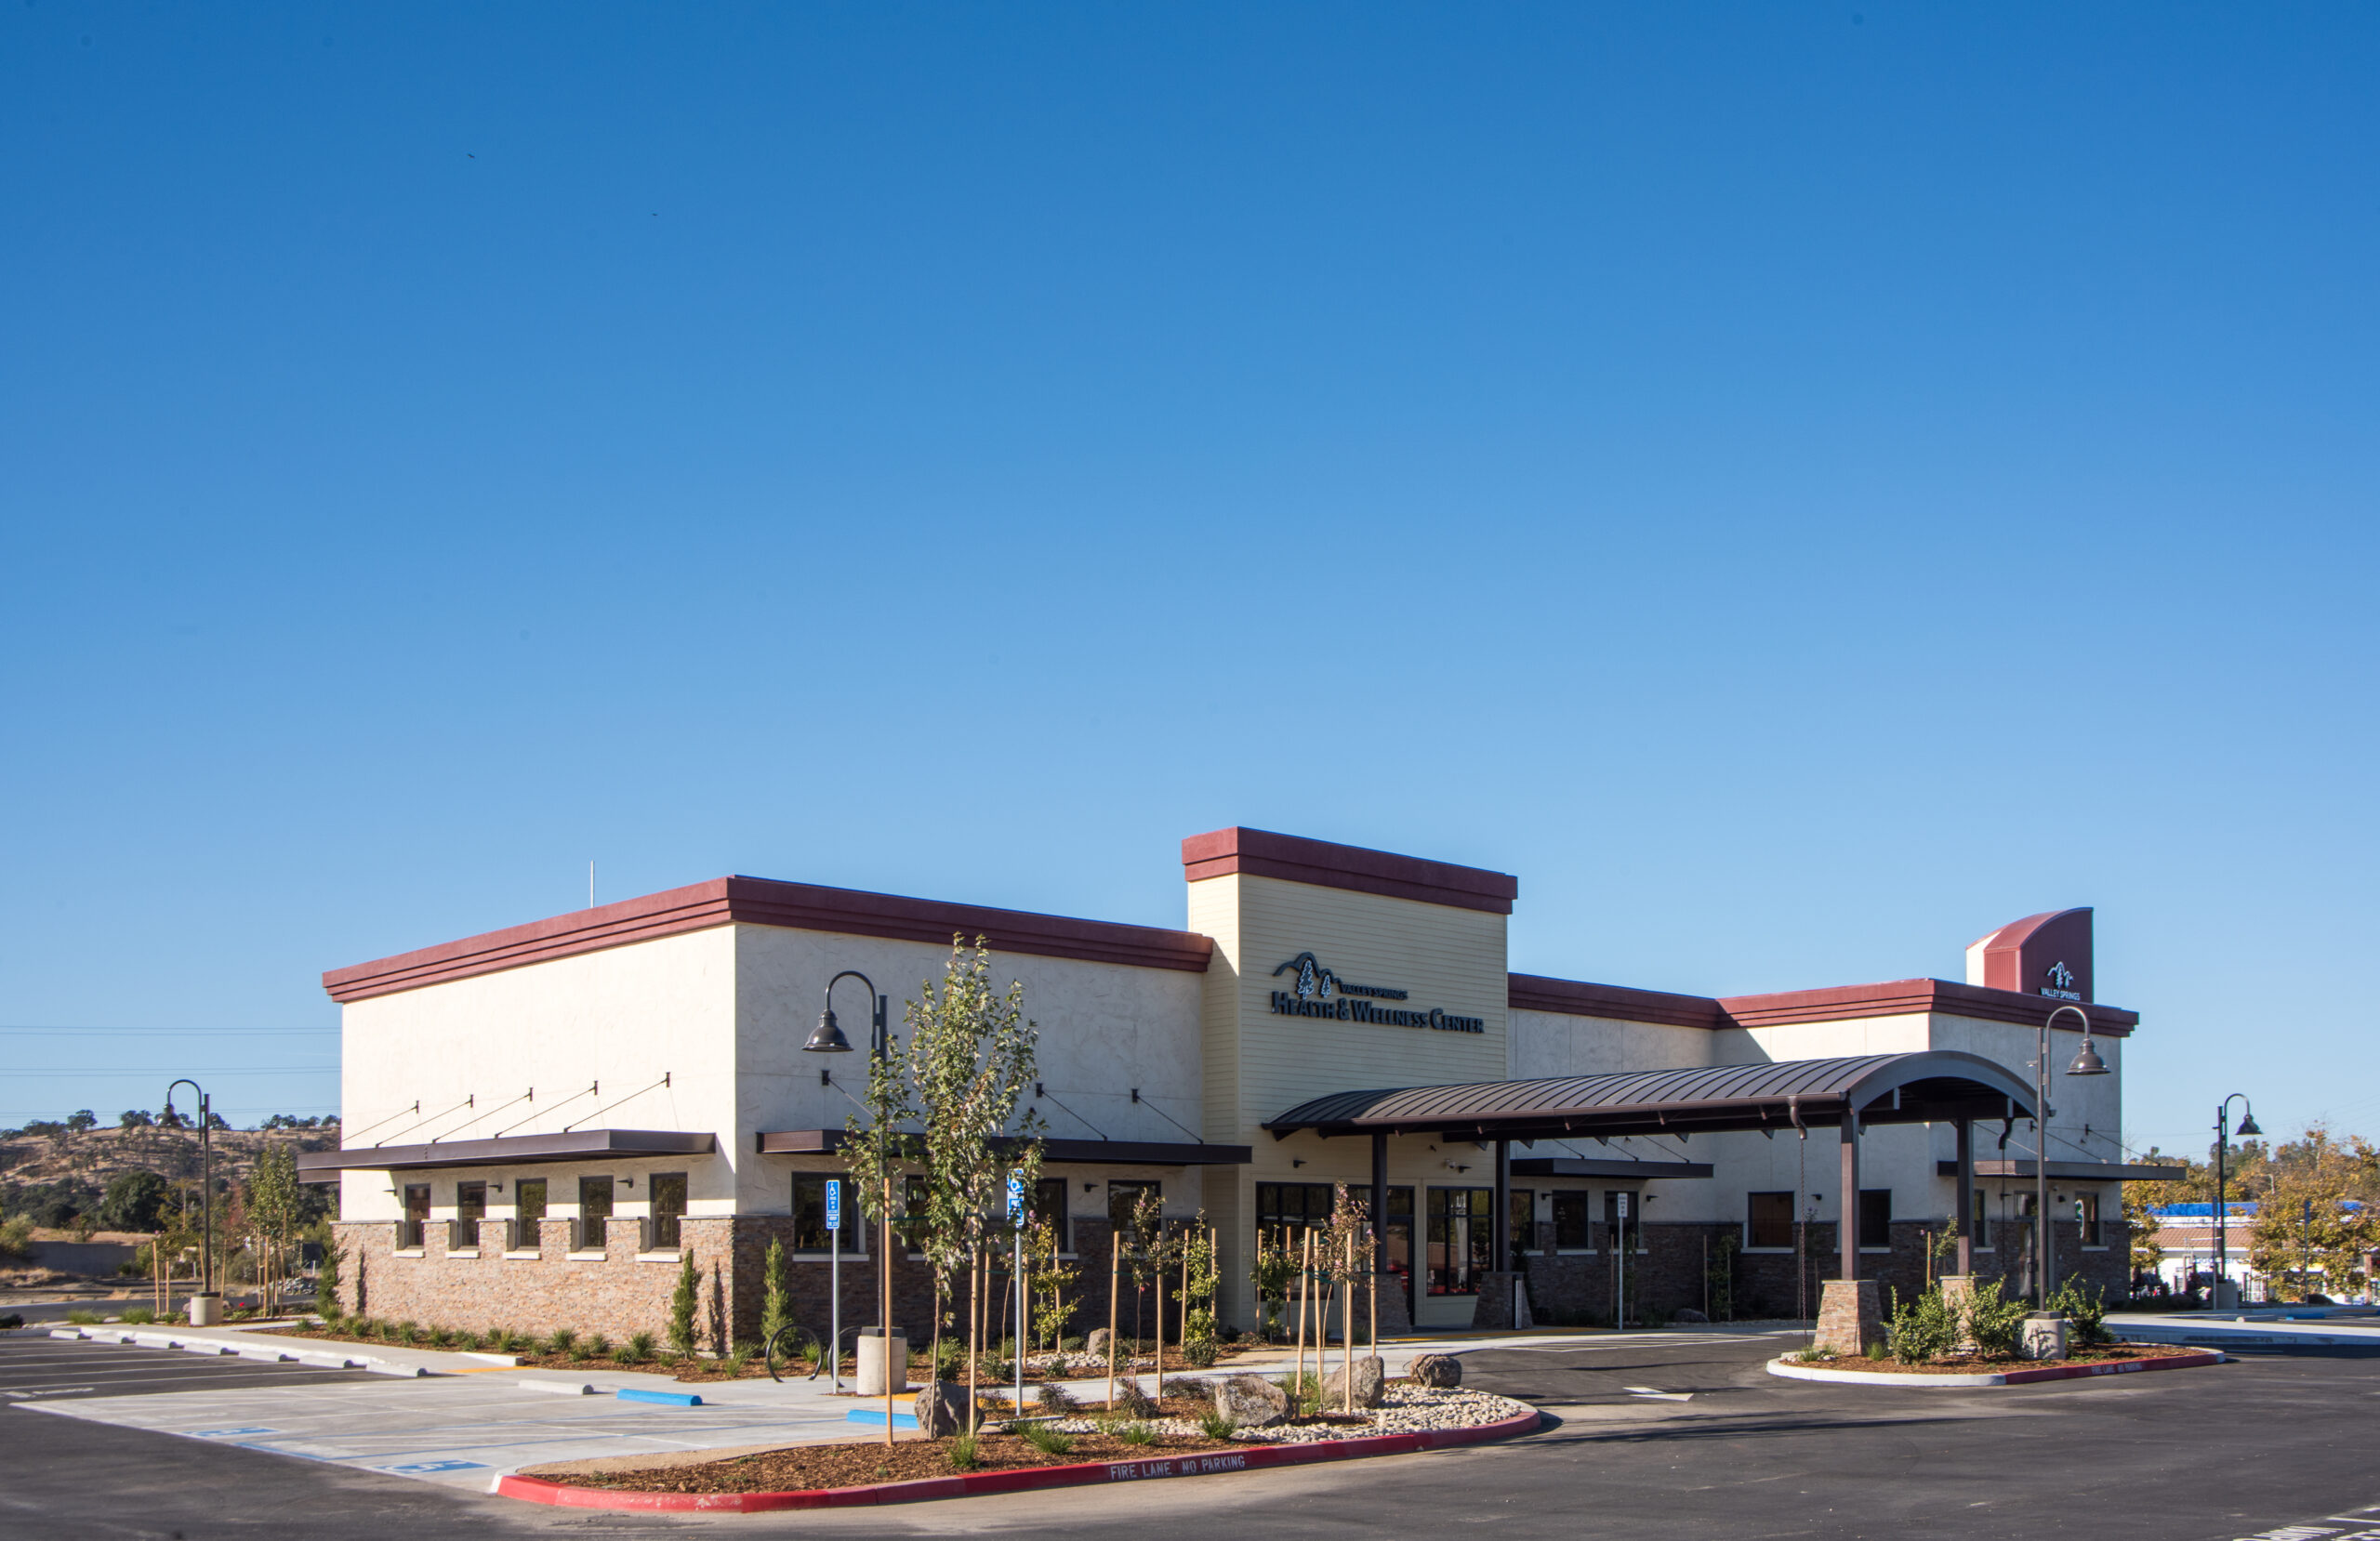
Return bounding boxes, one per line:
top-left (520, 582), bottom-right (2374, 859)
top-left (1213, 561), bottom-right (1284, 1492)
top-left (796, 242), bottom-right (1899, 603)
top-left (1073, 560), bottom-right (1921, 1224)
top-left (308, 827), bottom-right (2154, 1344)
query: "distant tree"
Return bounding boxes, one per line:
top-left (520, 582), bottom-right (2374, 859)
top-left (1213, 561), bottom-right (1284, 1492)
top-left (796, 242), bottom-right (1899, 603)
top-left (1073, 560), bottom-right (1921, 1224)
top-left (65, 1111), bottom-right (98, 1134)
top-left (156, 1107), bottom-right (187, 1129)
top-left (2122, 1148), bottom-right (2187, 1274)
top-left (119, 1110), bottom-right (154, 1131)
top-left (98, 1169), bottom-right (169, 1232)
top-left (205, 1111), bottom-right (229, 1131)
top-left (2249, 1126), bottom-right (2380, 1300)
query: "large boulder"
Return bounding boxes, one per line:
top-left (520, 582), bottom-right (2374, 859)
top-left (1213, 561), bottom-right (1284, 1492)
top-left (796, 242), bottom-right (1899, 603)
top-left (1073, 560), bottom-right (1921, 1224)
top-left (913, 1379), bottom-right (973, 1439)
top-left (1319, 1355), bottom-right (1386, 1409)
top-left (1672, 1308), bottom-right (1709, 1324)
top-left (1408, 1352), bottom-right (1461, 1389)
top-left (1085, 1327), bottom-right (1114, 1358)
top-left (1211, 1374), bottom-right (1289, 1429)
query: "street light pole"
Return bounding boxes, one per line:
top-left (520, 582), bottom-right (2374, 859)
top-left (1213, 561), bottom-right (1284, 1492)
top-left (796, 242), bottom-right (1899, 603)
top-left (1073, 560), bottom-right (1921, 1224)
top-left (804, 970), bottom-right (893, 1446)
top-left (165, 1079), bottom-right (213, 1319)
top-left (2038, 1007), bottom-right (2109, 1303)
top-left (2214, 1093), bottom-right (2259, 1306)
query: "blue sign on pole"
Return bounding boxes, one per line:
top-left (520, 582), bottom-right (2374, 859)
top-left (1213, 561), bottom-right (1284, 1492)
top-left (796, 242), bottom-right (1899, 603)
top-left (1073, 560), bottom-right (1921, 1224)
top-left (1006, 1171), bottom-right (1024, 1215)
top-left (826, 1179), bottom-right (841, 1229)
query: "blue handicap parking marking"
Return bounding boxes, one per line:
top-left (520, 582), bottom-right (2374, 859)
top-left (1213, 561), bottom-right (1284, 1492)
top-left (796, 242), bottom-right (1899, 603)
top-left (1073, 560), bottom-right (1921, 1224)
top-left (189, 1426), bottom-right (278, 1439)
top-left (377, 1459), bottom-right (488, 1475)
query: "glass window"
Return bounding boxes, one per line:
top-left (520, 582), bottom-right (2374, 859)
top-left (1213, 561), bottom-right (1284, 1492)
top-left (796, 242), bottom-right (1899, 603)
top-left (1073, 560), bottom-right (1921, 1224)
top-left (1379, 1185), bottom-right (1415, 1293)
top-left (1858, 1189), bottom-right (1892, 1249)
top-left (399, 1184), bottom-right (430, 1250)
top-left (1254, 1182), bottom-right (1339, 1237)
top-left (1425, 1187), bottom-right (1493, 1296)
top-left (2079, 1192), bottom-right (2103, 1247)
top-left (511, 1178), bottom-right (548, 1251)
top-left (1552, 1191), bottom-right (1593, 1249)
top-left (1034, 1177), bottom-right (1069, 1253)
top-left (1107, 1179), bottom-right (1161, 1236)
top-left (1747, 1191), bottom-right (1793, 1249)
top-left (649, 1172), bottom-right (687, 1251)
top-left (577, 1176), bottom-right (615, 1251)
top-left (455, 1181), bottom-right (486, 1249)
top-left (791, 1174), bottom-right (859, 1252)
top-left (1971, 1187), bottom-right (1991, 1248)
top-left (1509, 1189), bottom-right (1534, 1267)
top-left (901, 1175), bottom-right (932, 1251)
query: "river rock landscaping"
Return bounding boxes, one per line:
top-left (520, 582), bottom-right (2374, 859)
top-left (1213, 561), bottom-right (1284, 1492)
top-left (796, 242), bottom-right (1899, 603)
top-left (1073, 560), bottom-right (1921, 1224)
top-left (532, 1380), bottom-right (1533, 1496)
top-left (1779, 1341), bottom-right (2210, 1376)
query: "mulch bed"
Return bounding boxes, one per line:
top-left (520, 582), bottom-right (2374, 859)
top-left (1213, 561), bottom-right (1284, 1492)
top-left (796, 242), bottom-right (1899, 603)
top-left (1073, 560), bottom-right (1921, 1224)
top-left (555, 1396), bottom-right (1345, 1494)
top-left (1821, 1342), bottom-right (2205, 1375)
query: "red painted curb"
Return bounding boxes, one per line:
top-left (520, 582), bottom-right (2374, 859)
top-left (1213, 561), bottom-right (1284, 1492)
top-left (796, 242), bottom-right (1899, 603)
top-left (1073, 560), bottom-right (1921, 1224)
top-left (1996, 1349), bottom-right (2226, 1385)
top-left (496, 1407), bottom-right (1544, 1513)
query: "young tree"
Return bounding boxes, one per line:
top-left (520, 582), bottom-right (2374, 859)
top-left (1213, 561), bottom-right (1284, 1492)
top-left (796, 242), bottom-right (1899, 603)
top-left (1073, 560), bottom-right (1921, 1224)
top-left (1026, 1215), bottom-right (1078, 1351)
top-left (905, 939), bottom-right (1045, 1429)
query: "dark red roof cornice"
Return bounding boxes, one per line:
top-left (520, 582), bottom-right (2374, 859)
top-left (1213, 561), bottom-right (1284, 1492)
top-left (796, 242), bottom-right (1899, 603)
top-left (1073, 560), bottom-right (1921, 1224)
top-left (324, 876), bottom-right (1214, 1003)
top-left (1181, 827), bottom-right (1517, 915)
top-left (1507, 973), bottom-right (2135, 1036)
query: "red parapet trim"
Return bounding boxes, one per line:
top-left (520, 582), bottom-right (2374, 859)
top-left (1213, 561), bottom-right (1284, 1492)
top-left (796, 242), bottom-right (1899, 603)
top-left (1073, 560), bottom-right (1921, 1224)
top-left (494, 1407), bottom-right (1542, 1513)
top-left (324, 876), bottom-right (1213, 1002)
top-left (1718, 978), bottom-right (2136, 1036)
top-left (1181, 827), bottom-right (1517, 915)
top-left (1507, 974), bottom-right (1726, 1030)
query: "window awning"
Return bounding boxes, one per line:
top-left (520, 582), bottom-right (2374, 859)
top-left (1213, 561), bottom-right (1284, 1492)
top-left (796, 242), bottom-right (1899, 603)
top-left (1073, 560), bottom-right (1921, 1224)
top-left (1265, 1051), bottom-right (2040, 1141)
top-left (295, 1129), bottom-right (717, 1182)
top-left (757, 1130), bottom-right (1251, 1167)
top-left (1937, 1159), bottom-right (2187, 1182)
top-left (1509, 1157), bottom-right (1714, 1180)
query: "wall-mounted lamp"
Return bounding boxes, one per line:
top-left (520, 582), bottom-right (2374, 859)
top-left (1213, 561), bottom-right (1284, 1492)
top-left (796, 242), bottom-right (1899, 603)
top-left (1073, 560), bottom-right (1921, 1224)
top-left (1291, 1159), bottom-right (1304, 1169)
top-left (621, 1176), bottom-right (635, 1189)
top-left (1082, 1181), bottom-right (1097, 1193)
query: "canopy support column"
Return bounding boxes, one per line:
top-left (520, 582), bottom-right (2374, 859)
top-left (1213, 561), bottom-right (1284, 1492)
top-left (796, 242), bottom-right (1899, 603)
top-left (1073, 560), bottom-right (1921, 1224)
top-left (1493, 1138), bottom-right (1511, 1269)
top-left (1954, 1118), bottom-right (1975, 1275)
top-left (1839, 1114), bottom-right (1859, 1282)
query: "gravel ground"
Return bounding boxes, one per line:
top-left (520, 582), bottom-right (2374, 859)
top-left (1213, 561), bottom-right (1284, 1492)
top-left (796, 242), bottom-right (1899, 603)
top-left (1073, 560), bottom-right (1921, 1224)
top-left (1035, 1381), bottom-right (1532, 1443)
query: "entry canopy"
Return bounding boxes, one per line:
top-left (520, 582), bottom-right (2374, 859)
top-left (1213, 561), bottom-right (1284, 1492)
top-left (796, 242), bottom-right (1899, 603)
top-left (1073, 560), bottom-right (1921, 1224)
top-left (1265, 1051), bottom-right (2040, 1142)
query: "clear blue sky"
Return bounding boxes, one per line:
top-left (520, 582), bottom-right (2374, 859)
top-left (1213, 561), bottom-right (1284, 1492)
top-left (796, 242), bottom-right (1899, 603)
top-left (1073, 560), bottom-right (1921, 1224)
top-left (4, 4), bottom-right (2373, 1159)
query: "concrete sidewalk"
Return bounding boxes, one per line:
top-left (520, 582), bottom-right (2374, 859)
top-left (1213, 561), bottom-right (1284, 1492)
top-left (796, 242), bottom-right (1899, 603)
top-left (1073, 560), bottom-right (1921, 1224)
top-left (2109, 1310), bottom-right (2380, 1351)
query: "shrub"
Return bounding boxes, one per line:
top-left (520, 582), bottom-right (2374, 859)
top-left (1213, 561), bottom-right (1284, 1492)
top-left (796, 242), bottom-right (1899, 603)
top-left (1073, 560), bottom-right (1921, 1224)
top-left (945, 1432), bottom-right (979, 1471)
top-left (1161, 1375), bottom-right (1206, 1400)
top-left (587, 1334), bottom-right (611, 1358)
top-left (547, 1326), bottom-right (576, 1354)
top-left (1045, 1353), bottom-right (1070, 1378)
top-left (567, 1342), bottom-right (590, 1363)
top-left (455, 1330), bottom-right (482, 1351)
top-left (483, 1327), bottom-right (516, 1353)
top-left (427, 1326), bottom-right (455, 1349)
top-left (1886, 1285), bottom-right (1959, 1364)
top-left (1197, 1408), bottom-right (1236, 1440)
top-left (724, 1342), bottom-right (754, 1377)
top-left (395, 1320), bottom-right (421, 1345)
top-left (121, 1306), bottom-right (155, 1325)
top-left (668, 1250), bottom-right (701, 1358)
top-left (1963, 1277), bottom-right (2029, 1360)
top-left (1037, 1380), bottom-right (1078, 1415)
top-left (1866, 1338), bottom-right (1891, 1360)
top-left (628, 1330), bottom-right (656, 1362)
top-left (611, 1344), bottom-right (636, 1365)
top-left (1116, 1422), bottom-right (1157, 1447)
top-left (1059, 1335), bottom-right (1086, 1353)
top-left (0, 1215), bottom-right (36, 1261)
top-left (1183, 1337), bottom-right (1218, 1368)
top-left (2047, 1278), bottom-right (2111, 1347)
top-left (65, 1310), bottom-right (100, 1325)
top-left (932, 1337), bottom-right (969, 1380)
top-left (1019, 1422), bottom-right (1074, 1455)
top-left (1112, 1376), bottom-right (1155, 1417)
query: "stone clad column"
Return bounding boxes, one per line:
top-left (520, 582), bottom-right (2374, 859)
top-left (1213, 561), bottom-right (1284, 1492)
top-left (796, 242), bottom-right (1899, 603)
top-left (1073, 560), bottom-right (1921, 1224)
top-left (1955, 1118), bottom-right (1975, 1276)
top-left (1815, 1105), bottom-right (1882, 1354)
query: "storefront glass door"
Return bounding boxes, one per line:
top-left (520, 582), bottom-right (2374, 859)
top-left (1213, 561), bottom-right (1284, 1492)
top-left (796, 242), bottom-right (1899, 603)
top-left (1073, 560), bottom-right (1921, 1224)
top-left (1426, 1187), bottom-right (1494, 1297)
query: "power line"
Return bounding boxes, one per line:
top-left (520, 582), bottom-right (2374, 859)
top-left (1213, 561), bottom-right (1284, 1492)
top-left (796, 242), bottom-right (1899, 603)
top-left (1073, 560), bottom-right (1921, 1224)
top-left (0, 1026), bottom-right (334, 1037)
top-left (4, 1067), bottom-right (337, 1077)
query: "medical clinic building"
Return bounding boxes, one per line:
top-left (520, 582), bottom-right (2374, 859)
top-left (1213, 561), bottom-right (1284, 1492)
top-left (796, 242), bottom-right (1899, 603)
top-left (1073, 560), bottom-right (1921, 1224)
top-left (305, 828), bottom-right (2150, 1343)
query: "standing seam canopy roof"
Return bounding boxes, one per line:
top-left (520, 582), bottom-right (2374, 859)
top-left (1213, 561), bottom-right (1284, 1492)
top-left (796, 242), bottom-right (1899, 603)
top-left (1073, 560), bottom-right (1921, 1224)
top-left (1265, 1051), bottom-right (2039, 1140)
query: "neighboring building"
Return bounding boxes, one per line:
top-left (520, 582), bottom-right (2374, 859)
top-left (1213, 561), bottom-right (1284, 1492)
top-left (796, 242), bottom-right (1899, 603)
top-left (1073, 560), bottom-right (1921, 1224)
top-left (302, 827), bottom-right (2159, 1343)
top-left (2146, 1203), bottom-right (2265, 1301)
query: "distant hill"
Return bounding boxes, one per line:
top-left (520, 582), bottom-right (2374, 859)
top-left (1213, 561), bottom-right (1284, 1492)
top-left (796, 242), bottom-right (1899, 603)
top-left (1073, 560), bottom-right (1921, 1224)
top-left (0, 1123), bottom-right (338, 1227)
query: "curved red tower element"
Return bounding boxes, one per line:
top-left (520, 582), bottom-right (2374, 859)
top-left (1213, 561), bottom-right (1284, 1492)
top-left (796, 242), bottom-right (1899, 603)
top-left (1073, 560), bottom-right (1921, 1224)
top-left (1964, 908), bottom-right (2093, 1004)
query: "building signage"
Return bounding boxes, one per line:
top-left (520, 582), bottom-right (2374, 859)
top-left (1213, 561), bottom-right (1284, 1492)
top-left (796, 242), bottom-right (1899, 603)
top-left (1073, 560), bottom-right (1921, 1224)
top-left (2042, 961), bottom-right (2082, 1002)
top-left (1268, 952), bottom-right (1485, 1034)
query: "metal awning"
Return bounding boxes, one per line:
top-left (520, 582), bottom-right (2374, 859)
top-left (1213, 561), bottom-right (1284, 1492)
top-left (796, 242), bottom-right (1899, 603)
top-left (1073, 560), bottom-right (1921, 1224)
top-left (1265, 1051), bottom-right (2039, 1141)
top-left (1509, 1157), bottom-right (1714, 1180)
top-left (1937, 1159), bottom-right (2187, 1182)
top-left (295, 1129), bottom-right (716, 1182)
top-left (757, 1130), bottom-right (1251, 1167)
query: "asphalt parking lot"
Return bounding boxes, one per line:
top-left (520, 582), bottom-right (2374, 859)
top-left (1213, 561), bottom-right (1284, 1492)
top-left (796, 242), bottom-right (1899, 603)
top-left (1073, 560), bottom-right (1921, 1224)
top-left (1, 1331), bottom-right (378, 1404)
top-left (4, 1327), bottom-right (2376, 1541)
